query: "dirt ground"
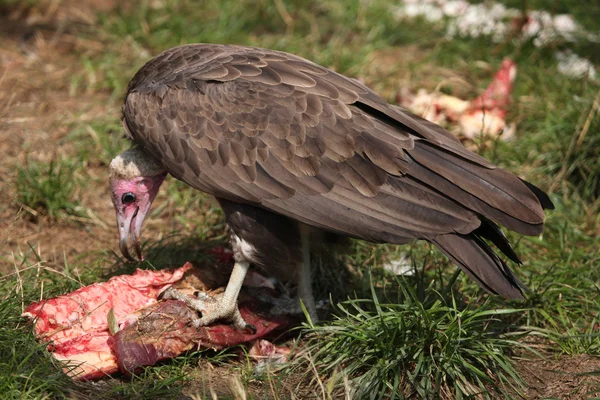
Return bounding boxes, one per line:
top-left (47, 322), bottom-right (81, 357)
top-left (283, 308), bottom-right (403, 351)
top-left (0, 2), bottom-right (116, 268)
top-left (1, 3), bottom-right (599, 399)
top-left (518, 354), bottom-right (600, 399)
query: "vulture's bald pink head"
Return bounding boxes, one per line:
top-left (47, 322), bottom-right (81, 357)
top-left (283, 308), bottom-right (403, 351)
top-left (109, 148), bottom-right (167, 261)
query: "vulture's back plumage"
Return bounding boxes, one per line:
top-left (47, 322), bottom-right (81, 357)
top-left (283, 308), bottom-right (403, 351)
top-left (122, 44), bottom-right (553, 299)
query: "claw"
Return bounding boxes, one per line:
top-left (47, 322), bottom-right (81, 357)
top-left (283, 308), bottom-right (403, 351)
top-left (225, 306), bottom-right (255, 333)
top-left (161, 287), bottom-right (252, 332)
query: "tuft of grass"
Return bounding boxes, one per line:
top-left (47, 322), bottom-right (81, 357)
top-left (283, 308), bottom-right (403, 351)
top-left (529, 321), bottom-right (600, 356)
top-left (14, 159), bottom-right (85, 221)
top-left (296, 279), bottom-right (530, 399)
top-left (0, 248), bottom-right (89, 399)
top-left (0, 293), bottom-right (76, 400)
top-left (65, 119), bottom-right (130, 168)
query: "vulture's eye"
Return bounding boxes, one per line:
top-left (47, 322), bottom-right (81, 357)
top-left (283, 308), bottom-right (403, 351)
top-left (121, 192), bottom-right (136, 205)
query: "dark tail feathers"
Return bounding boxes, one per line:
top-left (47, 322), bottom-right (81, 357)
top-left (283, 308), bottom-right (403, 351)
top-left (520, 179), bottom-right (555, 210)
top-left (431, 232), bottom-right (527, 299)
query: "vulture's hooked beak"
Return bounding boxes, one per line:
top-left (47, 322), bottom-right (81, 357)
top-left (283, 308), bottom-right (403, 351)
top-left (117, 204), bottom-right (146, 262)
top-left (110, 171), bottom-right (167, 263)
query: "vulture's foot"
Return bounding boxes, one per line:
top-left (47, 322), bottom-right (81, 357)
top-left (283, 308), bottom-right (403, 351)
top-left (161, 287), bottom-right (256, 333)
top-left (192, 291), bottom-right (256, 333)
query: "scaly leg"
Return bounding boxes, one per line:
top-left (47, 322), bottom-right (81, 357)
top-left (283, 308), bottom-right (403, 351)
top-left (162, 261), bottom-right (255, 332)
top-left (298, 224), bottom-right (318, 322)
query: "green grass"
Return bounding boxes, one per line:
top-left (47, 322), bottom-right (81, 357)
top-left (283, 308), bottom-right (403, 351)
top-left (14, 159), bottom-right (86, 221)
top-left (297, 281), bottom-right (530, 399)
top-left (0, 293), bottom-right (75, 400)
top-left (1, 0), bottom-right (600, 398)
top-left (65, 119), bottom-right (130, 169)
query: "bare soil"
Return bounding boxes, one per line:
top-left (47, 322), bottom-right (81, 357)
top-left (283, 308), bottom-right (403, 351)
top-left (0, 2), bottom-right (116, 269)
top-left (519, 354), bottom-right (600, 399)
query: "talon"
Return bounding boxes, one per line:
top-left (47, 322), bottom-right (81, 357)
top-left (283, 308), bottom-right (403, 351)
top-left (164, 288), bottom-right (252, 331)
top-left (197, 299), bottom-right (253, 332)
top-left (162, 261), bottom-right (253, 331)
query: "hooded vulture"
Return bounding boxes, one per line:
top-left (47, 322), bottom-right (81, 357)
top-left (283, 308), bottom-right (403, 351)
top-left (108, 43), bottom-right (553, 330)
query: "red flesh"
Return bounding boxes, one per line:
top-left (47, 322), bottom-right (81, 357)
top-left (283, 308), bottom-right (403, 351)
top-left (22, 262), bottom-right (292, 380)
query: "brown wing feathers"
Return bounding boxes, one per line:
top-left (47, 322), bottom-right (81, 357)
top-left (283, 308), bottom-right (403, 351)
top-left (123, 44), bottom-right (552, 299)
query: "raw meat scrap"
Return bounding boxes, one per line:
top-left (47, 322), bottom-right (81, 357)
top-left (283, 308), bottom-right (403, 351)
top-left (248, 339), bottom-right (292, 372)
top-left (459, 58), bottom-right (516, 139)
top-left (22, 264), bottom-right (192, 379)
top-left (22, 262), bottom-right (295, 380)
top-left (110, 300), bottom-right (289, 375)
top-left (398, 58), bottom-right (517, 140)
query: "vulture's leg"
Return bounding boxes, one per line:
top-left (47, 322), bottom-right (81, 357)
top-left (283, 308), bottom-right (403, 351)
top-left (165, 233), bottom-right (255, 330)
top-left (189, 257), bottom-right (254, 331)
top-left (160, 262), bottom-right (254, 331)
top-left (298, 224), bottom-right (318, 322)
top-left (214, 198), bottom-right (310, 327)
